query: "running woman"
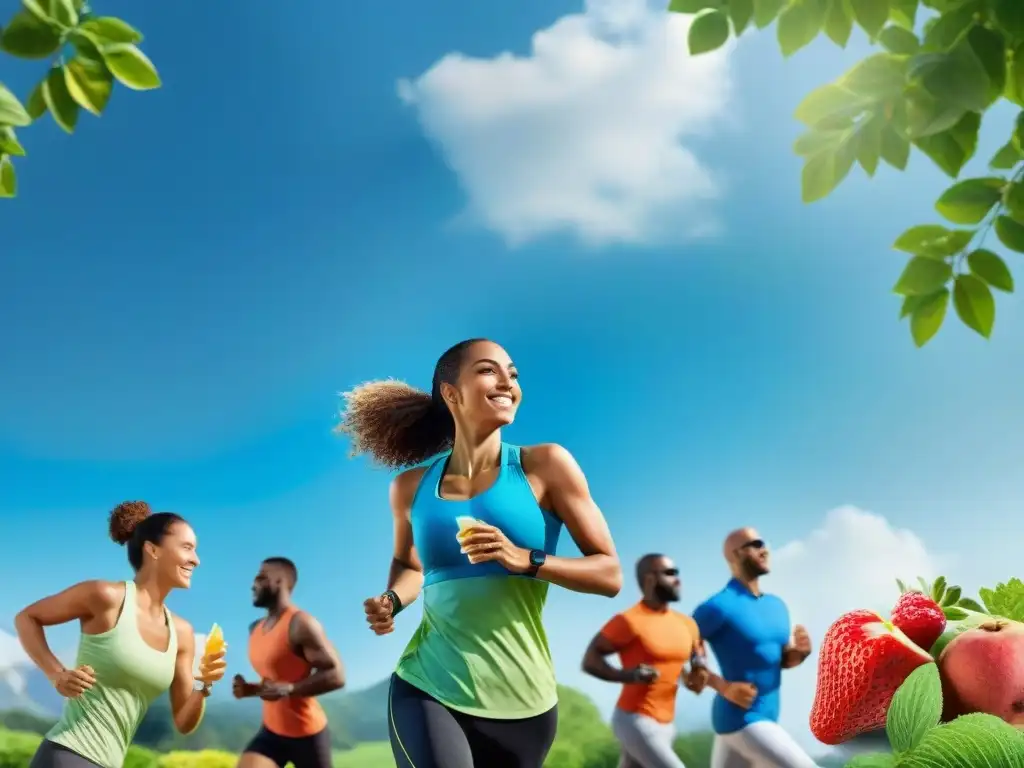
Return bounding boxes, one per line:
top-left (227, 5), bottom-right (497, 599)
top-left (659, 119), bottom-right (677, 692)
top-left (692, 527), bottom-right (819, 768)
top-left (337, 338), bottom-right (623, 768)
top-left (14, 501), bottom-right (227, 768)
top-left (232, 557), bottom-right (344, 768)
top-left (582, 554), bottom-right (705, 768)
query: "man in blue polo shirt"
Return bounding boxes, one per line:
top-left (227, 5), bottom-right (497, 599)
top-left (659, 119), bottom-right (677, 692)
top-left (690, 527), bottom-right (819, 768)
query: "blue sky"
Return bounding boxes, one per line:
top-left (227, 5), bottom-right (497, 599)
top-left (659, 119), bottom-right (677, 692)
top-left (2, 0), bottom-right (1024, 753)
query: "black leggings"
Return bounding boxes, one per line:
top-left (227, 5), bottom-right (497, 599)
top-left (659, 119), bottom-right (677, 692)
top-left (388, 674), bottom-right (558, 768)
top-left (29, 741), bottom-right (103, 768)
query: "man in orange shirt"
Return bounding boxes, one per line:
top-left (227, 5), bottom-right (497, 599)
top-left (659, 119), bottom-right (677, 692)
top-left (582, 554), bottom-right (706, 768)
top-left (232, 557), bottom-right (345, 768)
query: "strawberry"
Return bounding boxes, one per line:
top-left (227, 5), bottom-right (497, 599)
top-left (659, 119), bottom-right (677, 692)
top-left (809, 609), bottom-right (934, 745)
top-left (891, 591), bottom-right (945, 652)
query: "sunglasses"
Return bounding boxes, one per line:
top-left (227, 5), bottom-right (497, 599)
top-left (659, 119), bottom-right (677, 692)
top-left (739, 539), bottom-right (766, 552)
top-left (659, 567), bottom-right (680, 577)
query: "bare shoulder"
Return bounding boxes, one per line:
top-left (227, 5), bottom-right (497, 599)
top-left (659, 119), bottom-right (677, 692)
top-left (87, 580), bottom-right (127, 608)
top-left (389, 464), bottom-right (431, 508)
top-left (172, 614), bottom-right (195, 645)
top-left (520, 443), bottom-right (579, 477)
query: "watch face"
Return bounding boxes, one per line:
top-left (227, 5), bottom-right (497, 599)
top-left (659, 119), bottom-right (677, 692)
top-left (530, 550), bottom-right (546, 567)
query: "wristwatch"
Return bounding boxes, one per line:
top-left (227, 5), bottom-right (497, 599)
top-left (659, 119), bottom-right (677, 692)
top-left (193, 680), bottom-right (212, 697)
top-left (526, 549), bottom-right (546, 577)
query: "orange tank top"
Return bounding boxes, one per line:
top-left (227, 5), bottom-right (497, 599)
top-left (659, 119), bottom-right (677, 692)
top-left (248, 606), bottom-right (327, 737)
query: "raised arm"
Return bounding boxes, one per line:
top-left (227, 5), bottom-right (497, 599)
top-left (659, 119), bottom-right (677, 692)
top-left (282, 612), bottom-right (344, 697)
top-left (529, 443), bottom-right (622, 597)
top-left (15, 580), bottom-right (120, 682)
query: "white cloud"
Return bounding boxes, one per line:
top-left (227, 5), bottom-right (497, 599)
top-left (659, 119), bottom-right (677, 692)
top-left (769, 506), bottom-right (945, 752)
top-left (397, 0), bottom-right (736, 247)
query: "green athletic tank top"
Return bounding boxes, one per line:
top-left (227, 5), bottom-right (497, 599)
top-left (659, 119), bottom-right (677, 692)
top-left (47, 581), bottom-right (178, 768)
top-left (395, 443), bottom-right (563, 719)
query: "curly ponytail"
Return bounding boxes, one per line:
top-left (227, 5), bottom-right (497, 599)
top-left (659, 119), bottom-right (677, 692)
top-left (336, 338), bottom-right (489, 469)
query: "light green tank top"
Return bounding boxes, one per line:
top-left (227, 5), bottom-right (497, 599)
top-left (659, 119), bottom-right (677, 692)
top-left (47, 581), bottom-right (178, 768)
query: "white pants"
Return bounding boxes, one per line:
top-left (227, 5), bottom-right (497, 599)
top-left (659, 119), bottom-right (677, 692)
top-left (710, 721), bottom-right (819, 768)
top-left (611, 708), bottom-right (686, 768)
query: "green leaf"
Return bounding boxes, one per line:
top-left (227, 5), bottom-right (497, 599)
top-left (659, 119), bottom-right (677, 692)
top-left (1016, 111), bottom-right (1024, 153)
top-left (845, 754), bottom-right (896, 767)
top-left (728, 0), bottom-right (755, 34)
top-left (689, 9), bottom-right (731, 54)
top-left (753, 0), bottom-right (788, 27)
top-left (77, 16), bottom-right (143, 44)
top-left (914, 111), bottom-right (980, 177)
top-left (42, 0), bottom-right (78, 28)
top-left (794, 83), bottom-right (868, 126)
top-left (942, 606), bottom-right (970, 621)
top-left (921, 3), bottom-right (976, 52)
top-left (668, 0), bottom-right (720, 11)
top-left (0, 127), bottom-right (26, 156)
top-left (841, 53), bottom-right (908, 99)
top-left (995, 215), bottom-right (1024, 252)
top-left (42, 66), bottom-right (78, 134)
top-left (901, 713), bottom-right (1024, 767)
top-left (942, 585), bottom-right (962, 606)
top-left (801, 133), bottom-right (857, 202)
top-left (793, 128), bottom-right (846, 155)
top-left (1004, 180), bottom-right (1024, 222)
top-left (857, 114), bottom-right (884, 175)
top-left (953, 273), bottom-right (995, 338)
top-left (850, 0), bottom-right (889, 37)
top-left (913, 43), bottom-right (992, 113)
top-left (931, 575), bottom-right (947, 602)
top-left (25, 81), bottom-right (46, 120)
top-left (956, 596), bottom-right (985, 612)
top-left (0, 155), bottom-right (16, 198)
top-left (63, 57), bottom-right (114, 116)
top-left (0, 9), bottom-right (61, 59)
top-left (0, 83), bottom-right (32, 128)
top-left (909, 288), bottom-right (949, 346)
top-left (896, 577), bottom-right (908, 592)
top-left (886, 663), bottom-right (941, 753)
top-left (993, 0), bottom-right (1024, 43)
top-left (917, 576), bottom-right (930, 592)
top-left (893, 224), bottom-right (961, 255)
top-left (880, 124), bottom-right (911, 169)
top-left (893, 256), bottom-right (953, 295)
top-left (934, 177), bottom-right (1005, 225)
top-left (777, 0), bottom-right (826, 56)
top-left (824, 0), bottom-right (854, 47)
top-left (968, 249), bottom-right (1014, 293)
top-left (979, 579), bottom-right (1024, 621)
top-left (100, 42), bottom-right (161, 91)
top-left (1008, 44), bottom-right (1024, 107)
top-left (878, 24), bottom-right (919, 54)
top-left (966, 26), bottom-right (1007, 107)
top-left (905, 86), bottom-right (967, 139)
top-left (990, 140), bottom-right (1022, 170)
top-left (889, 0), bottom-right (917, 29)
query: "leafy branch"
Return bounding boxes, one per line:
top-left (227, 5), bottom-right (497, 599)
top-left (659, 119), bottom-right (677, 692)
top-left (670, 0), bottom-right (1024, 346)
top-left (0, 0), bottom-right (160, 198)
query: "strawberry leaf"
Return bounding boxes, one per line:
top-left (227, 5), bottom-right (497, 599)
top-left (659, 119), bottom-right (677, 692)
top-left (886, 663), bottom-right (942, 754)
top-left (931, 576), bottom-right (947, 603)
top-left (896, 578), bottom-right (908, 593)
top-left (918, 576), bottom-right (930, 593)
top-left (845, 754), bottom-right (895, 766)
top-left (942, 585), bottom-right (962, 607)
top-left (900, 712), bottom-right (1024, 766)
top-left (943, 607), bottom-right (969, 621)
top-left (956, 597), bottom-right (986, 613)
top-left (978, 579), bottom-right (1024, 622)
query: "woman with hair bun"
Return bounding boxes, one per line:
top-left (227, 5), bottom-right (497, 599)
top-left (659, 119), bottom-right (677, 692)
top-left (14, 501), bottom-right (228, 768)
top-left (337, 338), bottom-right (623, 768)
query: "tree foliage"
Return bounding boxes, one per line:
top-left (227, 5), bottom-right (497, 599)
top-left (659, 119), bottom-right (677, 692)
top-left (670, 0), bottom-right (1024, 346)
top-left (0, 0), bottom-right (160, 199)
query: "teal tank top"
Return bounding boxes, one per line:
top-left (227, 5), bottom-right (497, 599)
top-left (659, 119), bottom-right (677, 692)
top-left (395, 442), bottom-right (564, 719)
top-left (47, 581), bottom-right (178, 768)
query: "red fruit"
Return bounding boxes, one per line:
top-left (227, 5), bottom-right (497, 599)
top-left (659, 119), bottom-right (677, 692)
top-left (810, 609), bottom-right (934, 745)
top-left (891, 591), bottom-right (946, 652)
top-left (938, 619), bottom-right (1024, 725)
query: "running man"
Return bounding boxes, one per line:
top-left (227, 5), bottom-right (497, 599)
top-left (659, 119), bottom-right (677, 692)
top-left (15, 501), bottom-right (227, 768)
top-left (338, 338), bottom-right (622, 768)
top-left (692, 528), bottom-right (819, 768)
top-left (582, 554), bottom-right (705, 768)
top-left (232, 557), bottom-right (344, 768)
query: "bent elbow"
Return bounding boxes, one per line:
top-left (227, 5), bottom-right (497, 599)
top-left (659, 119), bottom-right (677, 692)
top-left (600, 562), bottom-right (623, 598)
top-left (328, 668), bottom-right (346, 692)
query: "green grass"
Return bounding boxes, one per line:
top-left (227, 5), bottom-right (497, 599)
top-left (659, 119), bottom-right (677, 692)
top-left (332, 741), bottom-right (395, 768)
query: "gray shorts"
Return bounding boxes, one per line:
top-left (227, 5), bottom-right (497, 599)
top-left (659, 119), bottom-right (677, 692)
top-left (611, 708), bottom-right (687, 768)
top-left (29, 741), bottom-right (103, 768)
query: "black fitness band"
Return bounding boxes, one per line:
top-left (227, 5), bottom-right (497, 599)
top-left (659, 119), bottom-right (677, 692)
top-left (383, 589), bottom-right (403, 616)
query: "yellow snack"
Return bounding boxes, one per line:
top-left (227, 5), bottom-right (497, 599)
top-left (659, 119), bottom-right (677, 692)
top-left (204, 623), bottom-right (225, 656)
top-left (456, 516), bottom-right (480, 539)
